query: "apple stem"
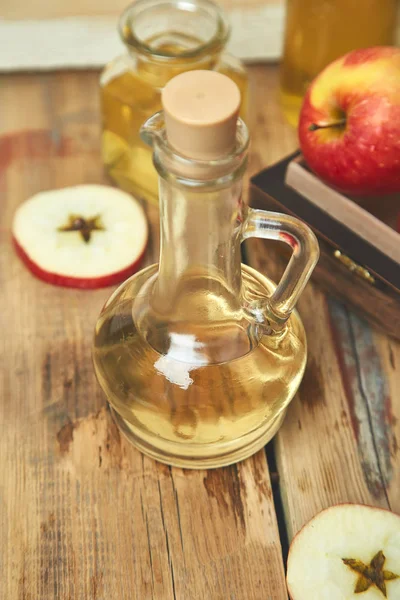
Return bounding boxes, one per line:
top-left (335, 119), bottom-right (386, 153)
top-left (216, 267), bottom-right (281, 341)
top-left (309, 119), bottom-right (347, 132)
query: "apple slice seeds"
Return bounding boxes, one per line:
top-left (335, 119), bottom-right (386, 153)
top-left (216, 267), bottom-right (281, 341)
top-left (12, 185), bottom-right (148, 289)
top-left (287, 504), bottom-right (400, 599)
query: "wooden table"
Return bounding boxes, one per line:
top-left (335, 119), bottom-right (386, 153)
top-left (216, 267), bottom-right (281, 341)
top-left (1, 66), bottom-right (399, 599)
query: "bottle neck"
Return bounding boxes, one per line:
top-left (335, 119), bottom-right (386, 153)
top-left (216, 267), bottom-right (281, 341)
top-left (120, 0), bottom-right (229, 86)
top-left (139, 111), bottom-right (251, 362)
top-left (153, 178), bottom-right (244, 314)
top-left (140, 111), bottom-right (250, 333)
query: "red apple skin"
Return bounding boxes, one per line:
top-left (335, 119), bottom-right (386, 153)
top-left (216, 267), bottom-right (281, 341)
top-left (13, 236), bottom-right (147, 289)
top-left (299, 47), bottom-right (400, 196)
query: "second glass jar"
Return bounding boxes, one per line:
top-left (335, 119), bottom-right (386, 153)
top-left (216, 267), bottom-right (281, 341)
top-left (100, 0), bottom-right (249, 204)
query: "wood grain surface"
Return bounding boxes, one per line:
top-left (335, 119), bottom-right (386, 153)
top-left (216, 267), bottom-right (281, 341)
top-left (246, 67), bottom-right (400, 540)
top-left (0, 69), bottom-right (287, 599)
top-left (1, 65), bottom-right (399, 600)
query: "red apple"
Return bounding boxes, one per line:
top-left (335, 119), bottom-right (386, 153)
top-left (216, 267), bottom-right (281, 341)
top-left (299, 47), bottom-right (400, 196)
top-left (12, 185), bottom-right (148, 289)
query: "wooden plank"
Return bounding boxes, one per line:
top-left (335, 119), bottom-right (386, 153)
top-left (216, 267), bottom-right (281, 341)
top-left (0, 70), bottom-right (288, 599)
top-left (246, 66), bottom-right (400, 540)
top-left (374, 331), bottom-right (400, 514)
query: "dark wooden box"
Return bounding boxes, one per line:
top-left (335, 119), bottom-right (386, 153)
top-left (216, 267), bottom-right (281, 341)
top-left (250, 152), bottom-right (400, 340)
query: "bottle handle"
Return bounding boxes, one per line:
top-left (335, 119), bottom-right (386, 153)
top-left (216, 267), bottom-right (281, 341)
top-left (242, 208), bottom-right (319, 330)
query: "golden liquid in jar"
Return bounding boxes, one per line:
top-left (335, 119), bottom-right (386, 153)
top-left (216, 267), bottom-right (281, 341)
top-left (280, 0), bottom-right (398, 126)
top-left (101, 33), bottom-right (249, 203)
top-left (93, 265), bottom-right (306, 468)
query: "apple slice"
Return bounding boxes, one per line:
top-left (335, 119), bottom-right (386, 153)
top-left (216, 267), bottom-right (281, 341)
top-left (12, 185), bottom-right (148, 289)
top-left (287, 504), bottom-right (400, 599)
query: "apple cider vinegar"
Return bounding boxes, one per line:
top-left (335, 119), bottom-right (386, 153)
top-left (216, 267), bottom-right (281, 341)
top-left (93, 71), bottom-right (319, 468)
top-left (100, 0), bottom-right (248, 204)
top-left (93, 266), bottom-right (307, 466)
top-left (280, 0), bottom-right (398, 126)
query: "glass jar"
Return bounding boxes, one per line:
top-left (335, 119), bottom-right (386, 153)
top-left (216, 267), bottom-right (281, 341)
top-left (93, 71), bottom-right (319, 469)
top-left (100, 0), bottom-right (248, 204)
top-left (280, 0), bottom-right (399, 126)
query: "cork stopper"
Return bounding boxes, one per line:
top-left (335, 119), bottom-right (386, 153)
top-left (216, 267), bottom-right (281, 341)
top-left (161, 70), bottom-right (241, 161)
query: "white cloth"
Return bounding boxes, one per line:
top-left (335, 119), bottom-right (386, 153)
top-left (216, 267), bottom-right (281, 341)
top-left (0, 7), bottom-right (284, 72)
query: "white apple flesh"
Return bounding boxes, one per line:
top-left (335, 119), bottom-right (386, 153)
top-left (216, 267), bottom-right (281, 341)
top-left (12, 185), bottom-right (148, 289)
top-left (287, 504), bottom-right (400, 599)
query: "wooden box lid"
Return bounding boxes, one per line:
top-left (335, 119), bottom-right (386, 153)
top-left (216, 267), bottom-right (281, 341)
top-left (250, 152), bottom-right (400, 338)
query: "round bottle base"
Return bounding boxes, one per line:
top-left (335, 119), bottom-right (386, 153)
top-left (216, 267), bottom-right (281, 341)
top-left (110, 404), bottom-right (287, 469)
top-left (94, 265), bottom-right (307, 471)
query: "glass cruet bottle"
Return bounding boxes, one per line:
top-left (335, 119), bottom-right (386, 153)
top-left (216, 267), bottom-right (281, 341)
top-left (93, 70), bottom-right (319, 469)
top-left (100, 0), bottom-right (248, 205)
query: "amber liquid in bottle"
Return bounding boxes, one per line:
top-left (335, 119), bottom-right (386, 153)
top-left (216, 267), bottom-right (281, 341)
top-left (101, 32), bottom-right (248, 203)
top-left (280, 0), bottom-right (398, 126)
top-left (93, 265), bottom-right (306, 467)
